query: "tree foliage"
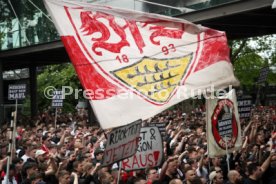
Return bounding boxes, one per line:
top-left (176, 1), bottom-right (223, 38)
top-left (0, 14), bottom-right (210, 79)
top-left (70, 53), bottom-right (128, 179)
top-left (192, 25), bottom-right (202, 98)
top-left (230, 35), bottom-right (276, 90)
top-left (37, 63), bottom-right (82, 112)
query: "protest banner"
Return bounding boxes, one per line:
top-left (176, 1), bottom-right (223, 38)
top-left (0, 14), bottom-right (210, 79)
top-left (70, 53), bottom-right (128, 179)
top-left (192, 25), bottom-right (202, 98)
top-left (51, 90), bottom-right (64, 128)
top-left (52, 90), bottom-right (63, 107)
top-left (206, 89), bottom-right (242, 157)
top-left (103, 120), bottom-right (142, 166)
top-left (237, 97), bottom-right (252, 119)
top-left (257, 66), bottom-right (269, 84)
top-left (8, 84), bottom-right (26, 100)
top-left (122, 127), bottom-right (163, 171)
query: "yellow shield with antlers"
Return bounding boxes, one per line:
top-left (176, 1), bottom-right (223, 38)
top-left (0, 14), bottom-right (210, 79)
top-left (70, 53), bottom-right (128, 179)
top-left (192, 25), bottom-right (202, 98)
top-left (112, 54), bottom-right (193, 103)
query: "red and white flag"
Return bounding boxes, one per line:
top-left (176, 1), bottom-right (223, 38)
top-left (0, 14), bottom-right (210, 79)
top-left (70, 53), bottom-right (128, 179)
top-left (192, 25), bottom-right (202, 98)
top-left (206, 89), bottom-right (242, 157)
top-left (44, 0), bottom-right (239, 129)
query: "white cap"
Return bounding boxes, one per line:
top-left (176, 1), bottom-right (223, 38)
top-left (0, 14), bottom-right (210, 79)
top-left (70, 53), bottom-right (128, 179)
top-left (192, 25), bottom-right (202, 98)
top-left (35, 150), bottom-right (46, 158)
top-left (209, 171), bottom-right (217, 183)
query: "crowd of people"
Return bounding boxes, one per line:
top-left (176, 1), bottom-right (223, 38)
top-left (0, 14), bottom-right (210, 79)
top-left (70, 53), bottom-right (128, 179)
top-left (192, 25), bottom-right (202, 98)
top-left (0, 105), bottom-right (275, 184)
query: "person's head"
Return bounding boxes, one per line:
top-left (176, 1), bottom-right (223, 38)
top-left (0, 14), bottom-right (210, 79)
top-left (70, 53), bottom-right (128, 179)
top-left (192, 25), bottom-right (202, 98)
top-left (64, 137), bottom-right (72, 149)
top-left (12, 158), bottom-right (24, 171)
top-left (202, 155), bottom-right (209, 165)
top-left (169, 179), bottom-right (183, 184)
top-left (58, 170), bottom-right (71, 184)
top-left (209, 171), bottom-right (223, 184)
top-left (146, 168), bottom-right (159, 182)
top-left (36, 129), bottom-right (43, 137)
top-left (23, 162), bottom-right (38, 178)
top-left (73, 161), bottom-right (83, 174)
top-left (97, 166), bottom-right (109, 176)
top-left (187, 158), bottom-right (197, 169)
top-left (234, 161), bottom-right (242, 172)
top-left (58, 146), bottom-right (67, 156)
top-left (42, 135), bottom-right (51, 145)
top-left (185, 169), bottom-right (196, 182)
top-left (31, 172), bottom-right (44, 184)
top-left (74, 138), bottom-right (83, 149)
top-left (133, 177), bottom-right (147, 184)
top-left (99, 171), bottom-right (115, 184)
top-left (247, 163), bottom-right (262, 179)
top-left (83, 152), bottom-right (93, 162)
top-left (214, 166), bottom-right (223, 175)
top-left (228, 170), bottom-right (242, 184)
top-left (35, 150), bottom-right (47, 162)
top-left (29, 146), bottom-right (38, 159)
top-left (83, 163), bottom-right (94, 175)
top-left (187, 147), bottom-right (198, 159)
top-left (196, 127), bottom-right (203, 136)
top-left (49, 127), bottom-right (55, 134)
top-left (200, 177), bottom-right (207, 184)
top-left (167, 158), bottom-right (179, 175)
top-left (256, 133), bottom-right (265, 144)
top-left (212, 157), bottom-right (221, 167)
top-left (198, 147), bottom-right (206, 156)
top-left (48, 144), bottom-right (58, 154)
top-left (94, 148), bottom-right (104, 161)
top-left (55, 129), bottom-right (62, 138)
top-left (252, 144), bottom-right (260, 152)
top-left (214, 172), bottom-right (224, 184)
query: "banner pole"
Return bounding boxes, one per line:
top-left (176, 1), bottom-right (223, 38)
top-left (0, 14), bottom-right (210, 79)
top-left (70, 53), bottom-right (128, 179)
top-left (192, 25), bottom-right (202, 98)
top-left (255, 84), bottom-right (261, 106)
top-left (12, 99), bottom-right (18, 153)
top-left (6, 110), bottom-right (15, 184)
top-left (54, 108), bottom-right (57, 129)
top-left (206, 96), bottom-right (212, 172)
top-left (206, 96), bottom-right (210, 158)
top-left (225, 136), bottom-right (230, 172)
top-left (117, 161), bottom-right (122, 184)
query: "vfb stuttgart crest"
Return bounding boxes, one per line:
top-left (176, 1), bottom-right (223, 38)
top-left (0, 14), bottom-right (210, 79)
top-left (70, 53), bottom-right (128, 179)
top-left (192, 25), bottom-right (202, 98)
top-left (211, 99), bottom-right (238, 150)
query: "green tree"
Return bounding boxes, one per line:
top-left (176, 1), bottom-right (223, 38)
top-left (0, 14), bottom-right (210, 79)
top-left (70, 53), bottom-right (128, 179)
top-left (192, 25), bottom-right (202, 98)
top-left (230, 35), bottom-right (276, 90)
top-left (37, 63), bottom-right (82, 112)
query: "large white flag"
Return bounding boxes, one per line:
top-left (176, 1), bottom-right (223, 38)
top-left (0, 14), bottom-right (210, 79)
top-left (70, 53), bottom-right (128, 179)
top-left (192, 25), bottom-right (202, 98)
top-left (206, 89), bottom-right (242, 157)
top-left (44, 0), bottom-right (239, 129)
